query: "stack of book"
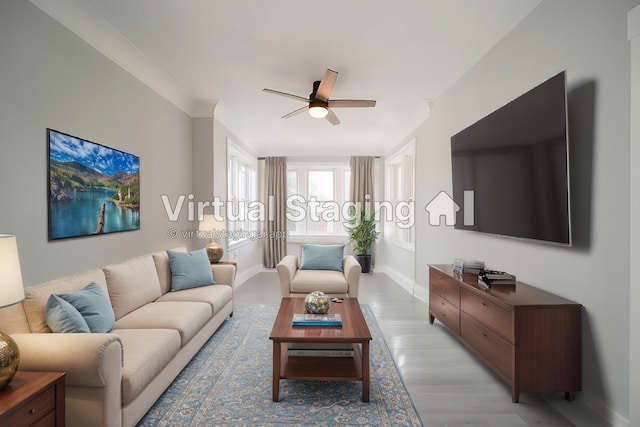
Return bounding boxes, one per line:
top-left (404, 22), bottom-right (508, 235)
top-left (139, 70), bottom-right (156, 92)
top-left (287, 342), bottom-right (354, 357)
top-left (291, 313), bottom-right (342, 327)
top-left (478, 270), bottom-right (516, 289)
top-left (453, 258), bottom-right (485, 275)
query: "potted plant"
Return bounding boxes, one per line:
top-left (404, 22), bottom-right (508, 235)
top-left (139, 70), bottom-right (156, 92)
top-left (345, 208), bottom-right (380, 273)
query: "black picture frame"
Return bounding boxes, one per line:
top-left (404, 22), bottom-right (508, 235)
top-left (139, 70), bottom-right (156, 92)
top-left (47, 128), bottom-right (140, 241)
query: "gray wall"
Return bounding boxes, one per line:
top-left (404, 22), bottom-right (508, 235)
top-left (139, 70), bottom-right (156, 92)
top-left (409, 0), bottom-right (638, 424)
top-left (628, 4), bottom-right (640, 425)
top-left (0, 0), bottom-right (193, 285)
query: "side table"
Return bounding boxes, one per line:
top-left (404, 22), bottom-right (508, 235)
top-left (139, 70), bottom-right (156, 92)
top-left (0, 371), bottom-right (65, 427)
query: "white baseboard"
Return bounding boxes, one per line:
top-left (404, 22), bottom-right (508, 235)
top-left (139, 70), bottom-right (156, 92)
top-left (375, 264), bottom-right (427, 302)
top-left (544, 391), bottom-right (629, 427)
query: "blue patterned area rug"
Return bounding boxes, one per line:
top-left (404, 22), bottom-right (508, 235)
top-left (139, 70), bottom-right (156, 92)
top-left (137, 304), bottom-right (424, 427)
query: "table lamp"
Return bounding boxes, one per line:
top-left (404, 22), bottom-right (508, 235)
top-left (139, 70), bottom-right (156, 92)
top-left (0, 235), bottom-right (25, 389)
top-left (199, 215), bottom-right (225, 263)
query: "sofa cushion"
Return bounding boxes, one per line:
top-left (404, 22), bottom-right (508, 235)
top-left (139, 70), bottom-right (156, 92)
top-left (46, 282), bottom-right (115, 333)
top-left (113, 301), bottom-right (212, 346)
top-left (45, 295), bottom-right (91, 333)
top-left (152, 247), bottom-right (187, 295)
top-left (104, 255), bottom-right (162, 320)
top-left (23, 268), bottom-right (108, 333)
top-left (299, 244), bottom-right (344, 272)
top-left (112, 328), bottom-right (181, 405)
top-left (156, 284), bottom-right (232, 313)
top-left (290, 270), bottom-right (349, 294)
top-left (167, 248), bottom-right (215, 291)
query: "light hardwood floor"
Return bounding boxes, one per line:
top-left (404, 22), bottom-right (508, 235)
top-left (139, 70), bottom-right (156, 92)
top-left (235, 271), bottom-right (602, 427)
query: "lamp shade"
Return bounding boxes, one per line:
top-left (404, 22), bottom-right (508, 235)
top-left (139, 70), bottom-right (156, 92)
top-left (198, 214), bottom-right (225, 234)
top-left (0, 235), bottom-right (25, 308)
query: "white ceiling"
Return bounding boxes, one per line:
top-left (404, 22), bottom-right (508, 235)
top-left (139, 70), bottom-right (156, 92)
top-left (30, 0), bottom-right (541, 156)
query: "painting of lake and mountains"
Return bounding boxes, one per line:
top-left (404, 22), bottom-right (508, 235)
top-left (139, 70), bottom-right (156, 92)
top-left (48, 129), bottom-right (140, 240)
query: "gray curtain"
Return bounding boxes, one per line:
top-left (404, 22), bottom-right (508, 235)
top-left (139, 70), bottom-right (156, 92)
top-left (263, 156), bottom-right (288, 268)
top-left (350, 156), bottom-right (375, 210)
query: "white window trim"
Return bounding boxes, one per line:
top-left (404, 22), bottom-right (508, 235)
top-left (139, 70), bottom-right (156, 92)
top-left (384, 139), bottom-right (415, 252)
top-left (227, 139), bottom-right (258, 249)
top-left (287, 161), bottom-right (351, 238)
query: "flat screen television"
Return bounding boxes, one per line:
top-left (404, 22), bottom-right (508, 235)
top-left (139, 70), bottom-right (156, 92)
top-left (450, 71), bottom-right (571, 246)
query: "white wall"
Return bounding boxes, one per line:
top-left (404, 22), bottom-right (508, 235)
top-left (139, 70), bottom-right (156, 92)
top-left (412, 0), bottom-right (638, 424)
top-left (628, 4), bottom-right (640, 425)
top-left (0, 0), bottom-right (193, 285)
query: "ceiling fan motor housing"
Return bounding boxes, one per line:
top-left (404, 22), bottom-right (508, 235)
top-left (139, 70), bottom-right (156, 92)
top-left (310, 80), bottom-right (323, 102)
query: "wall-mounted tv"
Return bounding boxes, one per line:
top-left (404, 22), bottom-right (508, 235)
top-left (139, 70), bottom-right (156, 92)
top-left (451, 71), bottom-right (571, 246)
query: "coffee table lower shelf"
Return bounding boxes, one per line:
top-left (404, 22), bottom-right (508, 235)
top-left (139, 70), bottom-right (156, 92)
top-left (272, 342), bottom-right (370, 402)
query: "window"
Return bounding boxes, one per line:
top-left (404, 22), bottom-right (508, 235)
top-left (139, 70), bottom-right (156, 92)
top-left (227, 140), bottom-right (257, 246)
top-left (384, 140), bottom-right (415, 250)
top-left (287, 162), bottom-right (350, 236)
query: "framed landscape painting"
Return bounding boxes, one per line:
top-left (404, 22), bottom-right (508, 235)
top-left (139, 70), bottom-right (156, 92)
top-left (48, 128), bottom-right (140, 240)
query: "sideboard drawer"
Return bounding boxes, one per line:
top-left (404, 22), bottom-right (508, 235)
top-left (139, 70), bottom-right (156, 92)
top-left (461, 313), bottom-right (513, 380)
top-left (429, 268), bottom-right (460, 307)
top-left (461, 288), bottom-right (513, 342)
top-left (430, 291), bottom-right (460, 334)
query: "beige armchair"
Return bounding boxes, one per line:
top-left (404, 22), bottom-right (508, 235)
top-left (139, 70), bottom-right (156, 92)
top-left (276, 254), bottom-right (362, 298)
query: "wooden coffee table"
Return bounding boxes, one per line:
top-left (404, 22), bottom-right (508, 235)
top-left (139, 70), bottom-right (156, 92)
top-left (269, 297), bottom-right (372, 402)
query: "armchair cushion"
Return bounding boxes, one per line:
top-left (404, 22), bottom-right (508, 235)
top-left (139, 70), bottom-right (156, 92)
top-left (277, 254), bottom-right (362, 298)
top-left (299, 244), bottom-right (344, 272)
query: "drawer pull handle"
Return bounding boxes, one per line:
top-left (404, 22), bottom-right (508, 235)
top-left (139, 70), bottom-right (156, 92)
top-left (481, 302), bottom-right (487, 307)
top-left (481, 332), bottom-right (487, 337)
top-left (29, 409), bottom-right (36, 415)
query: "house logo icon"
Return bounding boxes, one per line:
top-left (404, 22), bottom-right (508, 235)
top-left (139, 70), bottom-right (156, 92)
top-left (425, 190), bottom-right (474, 226)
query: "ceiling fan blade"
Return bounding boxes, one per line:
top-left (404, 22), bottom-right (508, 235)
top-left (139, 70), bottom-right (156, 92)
top-left (325, 108), bottom-right (340, 126)
top-left (282, 105), bottom-right (308, 119)
top-left (328, 99), bottom-right (376, 108)
top-left (263, 88), bottom-right (308, 103)
top-left (315, 69), bottom-right (338, 102)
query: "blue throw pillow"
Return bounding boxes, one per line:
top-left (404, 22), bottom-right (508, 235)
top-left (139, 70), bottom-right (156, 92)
top-left (167, 248), bottom-right (215, 291)
top-left (45, 295), bottom-right (91, 333)
top-left (299, 244), bottom-right (344, 272)
top-left (45, 282), bottom-right (115, 333)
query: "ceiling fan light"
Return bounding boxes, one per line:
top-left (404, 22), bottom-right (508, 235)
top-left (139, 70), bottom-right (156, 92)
top-left (309, 105), bottom-right (328, 118)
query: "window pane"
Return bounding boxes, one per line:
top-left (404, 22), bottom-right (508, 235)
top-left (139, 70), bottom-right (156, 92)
top-left (308, 171), bottom-right (333, 200)
top-left (239, 166), bottom-right (247, 200)
top-left (344, 170), bottom-right (351, 201)
top-left (287, 170), bottom-right (297, 196)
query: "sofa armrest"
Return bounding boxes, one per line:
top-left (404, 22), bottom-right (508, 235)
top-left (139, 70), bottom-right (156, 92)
top-left (211, 264), bottom-right (235, 287)
top-left (11, 333), bottom-right (122, 387)
top-left (343, 256), bottom-right (362, 298)
top-left (276, 255), bottom-right (298, 297)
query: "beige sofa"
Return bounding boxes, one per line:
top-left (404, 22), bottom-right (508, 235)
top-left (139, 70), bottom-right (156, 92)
top-left (276, 254), bottom-right (362, 298)
top-left (0, 248), bottom-right (235, 427)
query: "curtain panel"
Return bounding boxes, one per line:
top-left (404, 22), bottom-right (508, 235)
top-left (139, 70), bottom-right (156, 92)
top-left (349, 156), bottom-right (375, 211)
top-left (262, 156), bottom-right (288, 268)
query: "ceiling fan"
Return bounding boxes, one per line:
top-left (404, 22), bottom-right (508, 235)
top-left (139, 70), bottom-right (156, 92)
top-left (262, 69), bottom-right (376, 125)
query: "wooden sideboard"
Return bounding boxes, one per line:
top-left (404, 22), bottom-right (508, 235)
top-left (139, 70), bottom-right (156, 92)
top-left (428, 264), bottom-right (581, 403)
